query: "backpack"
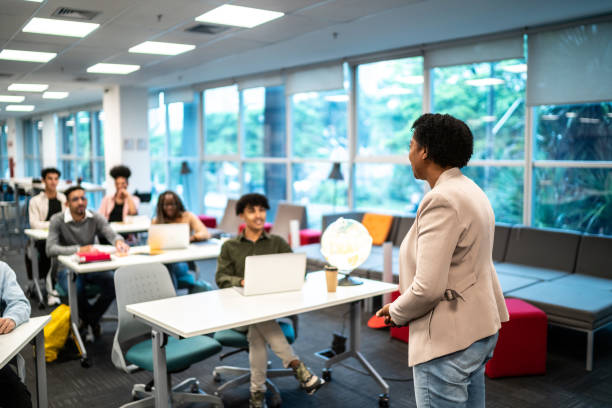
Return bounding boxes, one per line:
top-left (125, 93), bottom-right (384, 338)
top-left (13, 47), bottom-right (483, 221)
top-left (43, 304), bottom-right (73, 362)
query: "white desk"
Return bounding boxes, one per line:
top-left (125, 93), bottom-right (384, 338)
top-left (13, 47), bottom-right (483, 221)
top-left (57, 241), bottom-right (222, 366)
top-left (127, 271), bottom-right (397, 408)
top-left (0, 315), bottom-right (51, 408)
top-left (24, 221), bottom-right (151, 308)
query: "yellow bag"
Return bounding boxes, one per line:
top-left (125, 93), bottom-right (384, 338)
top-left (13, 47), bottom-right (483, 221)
top-left (43, 304), bottom-right (72, 362)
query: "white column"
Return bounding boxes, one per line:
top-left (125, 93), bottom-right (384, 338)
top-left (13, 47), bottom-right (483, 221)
top-left (102, 86), bottom-right (151, 195)
top-left (41, 114), bottom-right (57, 168)
top-left (6, 118), bottom-right (24, 177)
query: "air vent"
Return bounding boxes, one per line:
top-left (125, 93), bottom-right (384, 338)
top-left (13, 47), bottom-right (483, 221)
top-left (185, 23), bottom-right (230, 35)
top-left (0, 73), bottom-right (13, 78)
top-left (74, 76), bottom-right (98, 82)
top-left (52, 7), bottom-right (100, 21)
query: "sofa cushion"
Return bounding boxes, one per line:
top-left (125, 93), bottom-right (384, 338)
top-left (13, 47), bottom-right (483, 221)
top-left (390, 216), bottom-right (415, 246)
top-left (492, 223), bottom-right (512, 262)
top-left (505, 226), bottom-right (581, 272)
top-left (575, 234), bottom-right (612, 279)
top-left (550, 274), bottom-right (612, 291)
top-left (497, 273), bottom-right (540, 294)
top-left (506, 280), bottom-right (612, 330)
top-left (496, 262), bottom-right (569, 281)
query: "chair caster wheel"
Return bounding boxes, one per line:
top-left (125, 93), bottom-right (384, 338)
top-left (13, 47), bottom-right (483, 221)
top-left (80, 357), bottom-right (92, 368)
top-left (322, 368), bottom-right (332, 382)
top-left (378, 393), bottom-right (390, 407)
top-left (213, 372), bottom-right (221, 382)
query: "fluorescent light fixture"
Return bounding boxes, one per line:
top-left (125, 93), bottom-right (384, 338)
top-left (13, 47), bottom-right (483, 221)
top-left (78, 116), bottom-right (90, 124)
top-left (579, 117), bottom-right (600, 124)
top-left (0, 95), bottom-right (26, 102)
top-left (65, 119), bottom-right (75, 127)
top-left (43, 91), bottom-right (69, 99)
top-left (324, 94), bottom-right (349, 103)
top-left (466, 78), bottom-right (505, 87)
top-left (501, 63), bottom-right (527, 73)
top-left (23, 17), bottom-right (99, 38)
top-left (541, 114), bottom-right (559, 121)
top-left (6, 105), bottom-right (35, 112)
top-left (565, 112), bottom-right (577, 118)
top-left (481, 115), bottom-right (497, 123)
top-left (195, 4), bottom-right (284, 28)
top-left (129, 41), bottom-right (195, 56)
top-left (8, 83), bottom-right (48, 92)
top-left (87, 63), bottom-right (140, 75)
top-left (24, 0), bottom-right (44, 2)
top-left (0, 49), bottom-right (56, 63)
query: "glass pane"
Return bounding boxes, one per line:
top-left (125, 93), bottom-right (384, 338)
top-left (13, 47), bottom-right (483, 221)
top-left (94, 111), bottom-right (104, 157)
top-left (354, 163), bottom-right (424, 213)
top-left (150, 160), bottom-right (167, 204)
top-left (75, 111), bottom-right (91, 158)
top-left (203, 161), bottom-right (240, 219)
top-left (291, 89), bottom-right (347, 160)
top-left (243, 162), bottom-right (286, 221)
top-left (60, 115), bottom-right (75, 155)
top-left (24, 120), bottom-right (34, 156)
top-left (534, 102), bottom-right (612, 161)
top-left (534, 167), bottom-right (612, 235)
top-left (357, 57), bottom-right (423, 156)
top-left (243, 86), bottom-right (286, 158)
top-left (462, 166), bottom-right (523, 224)
top-left (94, 160), bottom-right (105, 185)
top-left (168, 160), bottom-right (199, 212)
top-left (431, 59), bottom-right (526, 160)
top-left (61, 160), bottom-right (75, 182)
top-left (77, 160), bottom-right (92, 182)
top-left (148, 104), bottom-right (166, 157)
top-left (292, 162), bottom-right (348, 229)
top-left (204, 85), bottom-right (238, 155)
top-left (168, 100), bottom-right (198, 158)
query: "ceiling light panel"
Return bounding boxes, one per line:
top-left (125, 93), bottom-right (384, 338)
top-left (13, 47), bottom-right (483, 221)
top-left (43, 91), bottom-right (69, 99)
top-left (23, 17), bottom-right (100, 38)
top-left (6, 105), bottom-right (35, 111)
top-left (8, 83), bottom-right (48, 92)
top-left (0, 49), bottom-right (57, 63)
top-left (129, 41), bottom-right (196, 56)
top-left (0, 95), bottom-right (26, 102)
top-left (195, 5), bottom-right (284, 28)
top-left (87, 63), bottom-right (140, 74)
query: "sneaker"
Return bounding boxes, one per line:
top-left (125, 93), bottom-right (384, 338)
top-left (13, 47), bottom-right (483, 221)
top-left (292, 361), bottom-right (325, 395)
top-left (249, 391), bottom-right (267, 408)
top-left (47, 294), bottom-right (61, 306)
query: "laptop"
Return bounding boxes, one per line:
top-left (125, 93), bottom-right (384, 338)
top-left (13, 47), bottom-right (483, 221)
top-left (234, 253), bottom-right (307, 296)
top-left (147, 224), bottom-right (190, 252)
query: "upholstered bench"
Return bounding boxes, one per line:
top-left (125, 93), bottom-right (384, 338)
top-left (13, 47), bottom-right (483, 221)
top-left (197, 214), bottom-right (217, 228)
top-left (485, 298), bottom-right (547, 378)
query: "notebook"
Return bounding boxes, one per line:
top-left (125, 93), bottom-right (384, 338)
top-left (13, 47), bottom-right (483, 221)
top-left (234, 253), bottom-right (307, 296)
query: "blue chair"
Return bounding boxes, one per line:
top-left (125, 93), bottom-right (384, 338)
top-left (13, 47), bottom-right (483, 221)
top-left (111, 262), bottom-right (223, 407)
top-left (212, 316), bottom-right (298, 407)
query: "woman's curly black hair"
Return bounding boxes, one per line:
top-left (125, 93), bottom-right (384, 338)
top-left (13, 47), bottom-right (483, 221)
top-left (109, 165), bottom-right (132, 180)
top-left (411, 113), bottom-right (473, 168)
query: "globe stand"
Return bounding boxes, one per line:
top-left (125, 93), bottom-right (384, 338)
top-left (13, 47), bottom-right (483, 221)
top-left (338, 272), bottom-right (363, 286)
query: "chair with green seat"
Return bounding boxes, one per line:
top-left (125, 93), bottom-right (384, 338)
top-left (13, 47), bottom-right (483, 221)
top-left (212, 316), bottom-right (298, 407)
top-left (111, 262), bottom-right (223, 407)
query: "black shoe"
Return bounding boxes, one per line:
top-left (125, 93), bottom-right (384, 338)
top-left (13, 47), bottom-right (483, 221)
top-left (90, 323), bottom-right (101, 340)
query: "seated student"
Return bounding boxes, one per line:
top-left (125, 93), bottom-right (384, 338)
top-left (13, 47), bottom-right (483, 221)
top-left (98, 165), bottom-right (140, 222)
top-left (152, 190), bottom-right (212, 293)
top-left (27, 167), bottom-right (66, 305)
top-left (0, 261), bottom-right (33, 408)
top-left (215, 193), bottom-right (324, 408)
top-left (47, 186), bottom-right (129, 339)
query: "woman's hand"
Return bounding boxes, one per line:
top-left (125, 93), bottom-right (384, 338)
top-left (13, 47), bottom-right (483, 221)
top-left (376, 303), bottom-right (398, 327)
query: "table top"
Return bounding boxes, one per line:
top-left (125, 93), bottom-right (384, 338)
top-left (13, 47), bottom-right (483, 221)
top-left (25, 221), bottom-right (151, 241)
top-left (0, 315), bottom-right (51, 369)
top-left (58, 241), bottom-right (222, 273)
top-left (127, 271), bottom-right (397, 339)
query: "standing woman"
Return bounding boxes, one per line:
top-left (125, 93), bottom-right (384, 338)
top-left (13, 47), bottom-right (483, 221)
top-left (98, 165), bottom-right (140, 222)
top-left (377, 113), bottom-right (508, 408)
top-left (152, 191), bottom-right (212, 293)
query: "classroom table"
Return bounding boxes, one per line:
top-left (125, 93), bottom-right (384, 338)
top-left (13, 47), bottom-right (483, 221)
top-left (0, 315), bottom-right (51, 408)
top-left (127, 271), bottom-right (398, 408)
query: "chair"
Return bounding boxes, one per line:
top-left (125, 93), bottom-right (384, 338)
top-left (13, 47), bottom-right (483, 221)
top-left (111, 263), bottom-right (223, 407)
top-left (269, 203), bottom-right (307, 242)
top-left (212, 316), bottom-right (299, 407)
top-left (218, 199), bottom-right (242, 235)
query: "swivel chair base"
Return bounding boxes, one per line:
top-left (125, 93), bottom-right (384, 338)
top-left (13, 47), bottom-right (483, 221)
top-left (121, 377), bottom-right (223, 408)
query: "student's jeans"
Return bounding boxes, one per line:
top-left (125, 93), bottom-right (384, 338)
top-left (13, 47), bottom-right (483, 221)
top-left (57, 269), bottom-right (116, 327)
top-left (165, 262), bottom-right (213, 294)
top-left (413, 332), bottom-right (499, 408)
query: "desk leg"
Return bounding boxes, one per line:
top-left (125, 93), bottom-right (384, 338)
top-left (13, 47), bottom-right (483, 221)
top-left (29, 239), bottom-right (45, 308)
top-left (324, 301), bottom-right (390, 396)
top-left (67, 270), bottom-right (87, 363)
top-left (152, 330), bottom-right (171, 408)
top-left (35, 329), bottom-right (48, 408)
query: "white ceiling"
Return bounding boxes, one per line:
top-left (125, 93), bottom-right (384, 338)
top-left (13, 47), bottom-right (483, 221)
top-left (0, 0), bottom-right (611, 119)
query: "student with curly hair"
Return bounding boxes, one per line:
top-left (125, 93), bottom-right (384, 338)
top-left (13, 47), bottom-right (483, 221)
top-left (98, 165), bottom-right (140, 222)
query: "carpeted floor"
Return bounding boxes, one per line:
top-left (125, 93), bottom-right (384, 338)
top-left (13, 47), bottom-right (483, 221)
top-left (3, 250), bottom-right (611, 408)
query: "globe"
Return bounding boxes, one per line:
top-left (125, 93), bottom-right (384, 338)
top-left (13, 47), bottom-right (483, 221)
top-left (320, 218), bottom-right (372, 284)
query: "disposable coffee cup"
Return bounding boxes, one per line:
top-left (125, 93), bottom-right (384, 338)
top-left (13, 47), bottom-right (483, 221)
top-left (325, 265), bottom-right (338, 292)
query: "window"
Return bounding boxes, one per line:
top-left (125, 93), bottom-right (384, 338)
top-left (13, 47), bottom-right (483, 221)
top-left (0, 123), bottom-right (8, 178)
top-left (204, 86), bottom-right (238, 155)
top-left (244, 162), bottom-right (286, 222)
top-left (202, 161), bottom-right (240, 220)
top-left (23, 119), bottom-right (42, 177)
top-left (243, 86), bottom-right (286, 158)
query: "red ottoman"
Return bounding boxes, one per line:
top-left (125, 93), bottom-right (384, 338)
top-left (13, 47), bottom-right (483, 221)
top-left (485, 298), bottom-right (547, 378)
top-left (299, 229), bottom-right (321, 245)
top-left (239, 222), bottom-right (272, 234)
top-left (198, 215), bottom-right (217, 228)
top-left (389, 291), bottom-right (409, 343)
